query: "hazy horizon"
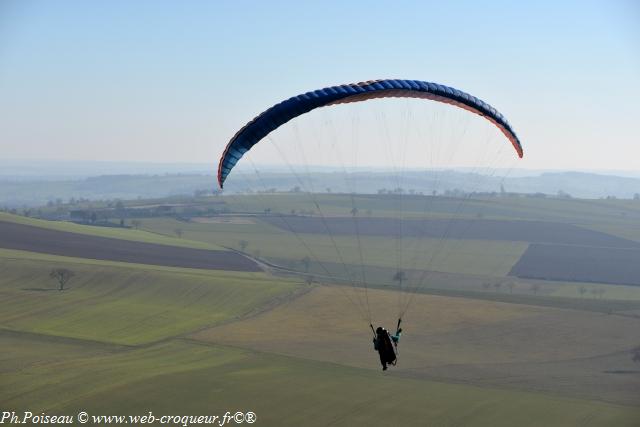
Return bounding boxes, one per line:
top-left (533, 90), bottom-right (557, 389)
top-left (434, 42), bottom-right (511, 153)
top-left (2, 159), bottom-right (640, 208)
top-left (2, 158), bottom-right (640, 179)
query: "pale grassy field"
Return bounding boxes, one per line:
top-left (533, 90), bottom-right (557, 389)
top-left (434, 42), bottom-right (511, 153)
top-left (546, 279), bottom-right (640, 300)
top-left (193, 285), bottom-right (640, 370)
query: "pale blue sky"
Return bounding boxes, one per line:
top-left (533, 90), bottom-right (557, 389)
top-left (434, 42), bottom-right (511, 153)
top-left (0, 0), bottom-right (638, 171)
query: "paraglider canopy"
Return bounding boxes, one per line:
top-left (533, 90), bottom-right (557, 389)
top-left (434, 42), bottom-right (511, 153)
top-left (218, 79), bottom-right (523, 188)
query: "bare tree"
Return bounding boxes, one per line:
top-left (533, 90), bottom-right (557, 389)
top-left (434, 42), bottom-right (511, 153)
top-left (578, 286), bottom-right (587, 298)
top-left (174, 228), bottom-right (183, 238)
top-left (239, 240), bottom-right (249, 252)
top-left (305, 275), bottom-right (314, 286)
top-left (507, 282), bottom-right (515, 294)
top-left (301, 256), bottom-right (311, 273)
top-left (393, 271), bottom-right (407, 288)
top-left (131, 220), bottom-right (142, 230)
top-left (49, 268), bottom-right (75, 291)
top-left (530, 283), bottom-right (540, 295)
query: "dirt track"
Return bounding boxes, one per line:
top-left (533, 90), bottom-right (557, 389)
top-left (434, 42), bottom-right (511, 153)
top-left (0, 221), bottom-right (261, 272)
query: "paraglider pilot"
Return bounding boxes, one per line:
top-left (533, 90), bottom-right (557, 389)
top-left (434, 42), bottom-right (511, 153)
top-left (371, 320), bottom-right (402, 371)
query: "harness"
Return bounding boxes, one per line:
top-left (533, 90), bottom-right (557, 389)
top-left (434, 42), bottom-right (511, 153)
top-left (371, 318), bottom-right (402, 366)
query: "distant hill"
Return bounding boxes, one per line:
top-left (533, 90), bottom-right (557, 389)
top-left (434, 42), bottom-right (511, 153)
top-left (1, 164), bottom-right (639, 207)
top-left (507, 172), bottom-right (640, 199)
top-left (223, 170), bottom-right (640, 200)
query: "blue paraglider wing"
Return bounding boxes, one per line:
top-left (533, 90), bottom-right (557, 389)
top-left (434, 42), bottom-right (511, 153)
top-left (218, 79), bottom-right (523, 188)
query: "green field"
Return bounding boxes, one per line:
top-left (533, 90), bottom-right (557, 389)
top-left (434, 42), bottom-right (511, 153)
top-left (221, 193), bottom-right (640, 230)
top-left (3, 335), bottom-right (639, 427)
top-left (140, 216), bottom-right (528, 277)
top-left (3, 193), bottom-right (640, 426)
top-left (0, 250), bottom-right (299, 345)
top-left (138, 213), bottom-right (640, 304)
